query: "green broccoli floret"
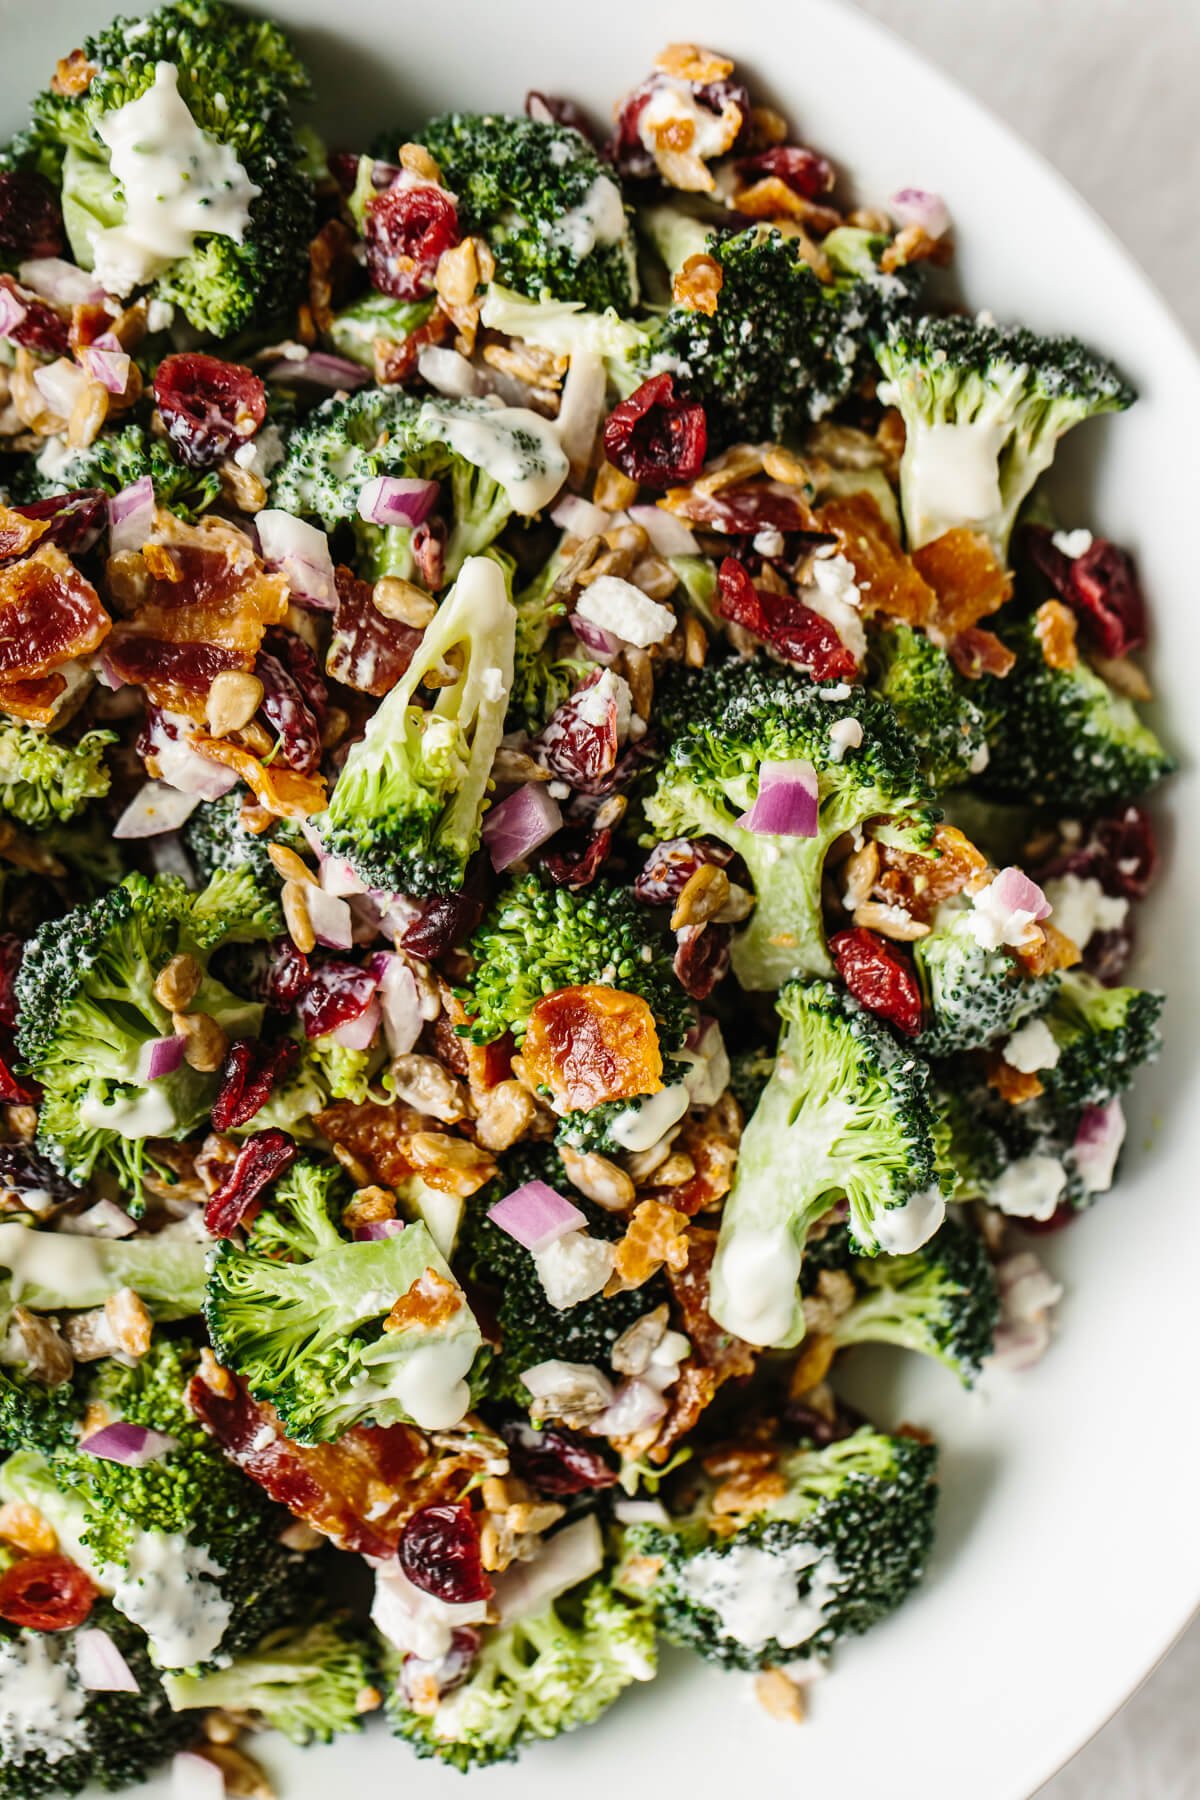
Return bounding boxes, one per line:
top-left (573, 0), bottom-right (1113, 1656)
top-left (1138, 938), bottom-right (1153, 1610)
top-left (163, 1616), bottom-right (377, 1744)
top-left (1036, 970), bottom-right (1164, 1110)
top-left (327, 291), bottom-right (437, 371)
top-left (15, 869), bottom-right (278, 1205)
top-left (708, 979), bottom-right (949, 1348)
top-left (646, 657), bottom-right (938, 990)
top-left (204, 1213), bottom-right (482, 1444)
top-left (319, 555), bottom-right (515, 896)
top-left (414, 113), bottom-right (637, 313)
top-left (0, 1363), bottom-right (82, 1455)
top-left (0, 1605), bottom-right (194, 1798)
top-left (975, 615), bottom-right (1174, 810)
top-left (913, 898), bottom-right (1059, 1056)
top-left (242, 1154), bottom-right (347, 1262)
top-left (875, 312), bottom-right (1135, 553)
top-left (0, 723), bottom-right (114, 829)
top-left (643, 225), bottom-right (919, 449)
top-left (10, 0), bottom-right (314, 336)
top-left (10, 422), bottom-right (221, 523)
top-left (388, 1574), bottom-right (655, 1768)
top-left (460, 871), bottom-right (691, 1050)
top-left (870, 621), bottom-right (989, 788)
top-left (478, 285), bottom-right (649, 396)
top-left (555, 1061), bottom-right (690, 1157)
top-left (805, 1216), bottom-right (999, 1385)
top-left (182, 789), bottom-right (283, 885)
top-left (0, 1217), bottom-right (208, 1333)
top-left (619, 1427), bottom-right (938, 1670)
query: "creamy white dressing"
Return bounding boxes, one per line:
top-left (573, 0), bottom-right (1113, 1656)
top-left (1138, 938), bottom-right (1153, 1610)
top-left (90, 62), bottom-right (259, 296)
top-left (989, 1153), bottom-right (1067, 1222)
top-left (109, 1530), bottom-right (231, 1669)
top-left (871, 1184), bottom-right (946, 1254)
top-left (709, 1222), bottom-right (802, 1346)
top-left (78, 1086), bottom-right (177, 1138)
top-left (608, 1083), bottom-right (690, 1152)
top-left (677, 1540), bottom-right (842, 1652)
top-left (898, 418), bottom-right (1007, 546)
top-left (390, 1337), bottom-right (476, 1431)
top-left (546, 175), bottom-right (627, 257)
top-left (34, 433), bottom-right (80, 481)
top-left (233, 422), bottom-right (285, 480)
top-left (0, 1632), bottom-right (89, 1765)
top-left (371, 1561), bottom-right (489, 1662)
top-left (827, 717), bottom-right (864, 764)
top-left (1044, 872), bottom-right (1128, 950)
top-left (0, 1222), bottom-right (120, 1305)
top-left (637, 80), bottom-right (738, 161)
top-left (572, 667), bottom-right (632, 740)
top-left (1002, 1016), bottom-right (1061, 1074)
top-left (418, 399), bottom-right (567, 515)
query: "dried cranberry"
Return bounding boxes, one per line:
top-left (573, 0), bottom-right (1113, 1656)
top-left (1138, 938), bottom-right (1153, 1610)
top-left (674, 921), bottom-right (731, 999)
top-left (265, 627), bottom-right (328, 725)
top-left (603, 374), bottom-right (708, 491)
top-left (263, 936), bottom-right (312, 1010)
top-left (1024, 526), bottom-right (1147, 659)
top-left (297, 963), bottom-right (377, 1038)
top-left (783, 1396), bottom-right (865, 1446)
top-left (1084, 922), bottom-right (1135, 986)
top-left (1039, 803), bottom-right (1158, 902)
top-left (718, 556), bottom-right (857, 681)
top-left (684, 486), bottom-right (818, 536)
top-left (734, 145), bottom-right (834, 199)
top-left (0, 171), bottom-right (64, 260)
top-left (829, 927), bottom-right (923, 1037)
top-left (541, 826), bottom-right (612, 890)
top-left (0, 933), bottom-right (23, 1031)
top-left (565, 734), bottom-right (656, 803)
top-left (254, 649), bottom-right (323, 774)
top-left (153, 352), bottom-right (268, 471)
top-left (401, 893), bottom-right (481, 958)
top-left (525, 92), bottom-right (597, 141)
top-left (0, 1056), bottom-right (35, 1104)
top-left (0, 1553), bottom-right (96, 1632)
top-left (8, 489), bottom-right (107, 556)
top-left (398, 1503), bottom-right (493, 1604)
top-left (365, 185), bottom-right (460, 301)
top-left (328, 564), bottom-right (422, 697)
top-left (0, 276), bottom-right (69, 356)
top-left (635, 838), bottom-right (733, 905)
top-left (211, 1038), bottom-right (300, 1133)
top-left (607, 88), bottom-right (656, 179)
top-left (204, 1128), bottom-right (297, 1238)
top-left (499, 1419), bottom-right (620, 1496)
top-left (535, 671), bottom-right (621, 785)
top-left (0, 1144), bottom-right (77, 1209)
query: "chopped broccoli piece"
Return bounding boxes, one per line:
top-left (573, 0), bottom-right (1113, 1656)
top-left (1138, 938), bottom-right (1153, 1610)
top-left (10, 422), bottom-right (221, 523)
top-left (319, 555), bottom-right (515, 895)
top-left (1037, 970), bottom-right (1164, 1110)
top-left (415, 113), bottom-right (638, 313)
top-left (163, 1616), bottom-right (377, 1745)
top-left (870, 621), bottom-right (989, 788)
top-left (242, 1154), bottom-right (348, 1262)
top-left (708, 979), bottom-right (949, 1347)
top-left (327, 291), bottom-right (437, 371)
top-left (618, 1427), bottom-right (937, 1669)
top-left (0, 723), bottom-right (114, 828)
top-left (460, 871), bottom-right (691, 1049)
top-left (0, 1217), bottom-right (208, 1330)
top-left (913, 898), bottom-right (1060, 1057)
top-left (182, 789), bottom-right (286, 885)
top-left (875, 312), bottom-right (1135, 553)
top-left (0, 1363), bottom-right (82, 1456)
top-left (478, 285), bottom-right (649, 395)
top-left (646, 657), bottom-right (937, 989)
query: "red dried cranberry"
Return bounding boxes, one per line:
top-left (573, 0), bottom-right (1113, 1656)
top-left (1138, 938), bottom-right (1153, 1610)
top-left (541, 826), bottom-right (612, 890)
top-left (365, 185), bottom-right (459, 301)
top-left (254, 649), bottom-right (323, 774)
top-left (499, 1419), bottom-right (620, 1496)
top-left (829, 927), bottom-right (923, 1037)
top-left (411, 518), bottom-right (446, 592)
top-left (297, 963), bottom-right (377, 1039)
top-left (603, 373), bottom-right (708, 491)
top-left (0, 171), bottom-right (64, 260)
top-left (398, 1503), bottom-right (493, 1604)
top-left (566, 734), bottom-right (656, 802)
top-left (204, 1128), bottom-right (297, 1238)
top-left (734, 145), bottom-right (834, 199)
top-left (535, 671), bottom-right (621, 785)
top-left (525, 92), bottom-right (597, 141)
top-left (718, 556), bottom-right (857, 681)
top-left (8, 489), bottom-right (107, 555)
top-left (211, 1037), bottom-right (300, 1133)
top-left (635, 838), bottom-right (733, 905)
top-left (1039, 803), bottom-right (1158, 902)
top-left (687, 487), bottom-right (818, 535)
top-left (0, 934), bottom-right (22, 1032)
top-left (265, 628), bottom-right (328, 727)
top-left (0, 1145), bottom-right (77, 1209)
top-left (0, 1553), bottom-right (96, 1632)
top-left (401, 893), bottom-right (481, 959)
top-left (1084, 922), bottom-right (1135, 986)
top-left (153, 352), bottom-right (268, 470)
top-left (674, 921), bottom-right (731, 999)
top-left (0, 276), bottom-right (69, 356)
top-left (263, 936), bottom-right (312, 1011)
top-left (1024, 526), bottom-right (1147, 659)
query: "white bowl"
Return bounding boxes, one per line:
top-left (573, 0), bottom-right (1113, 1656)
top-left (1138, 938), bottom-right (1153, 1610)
top-left (6, 1), bottom-right (1197, 1795)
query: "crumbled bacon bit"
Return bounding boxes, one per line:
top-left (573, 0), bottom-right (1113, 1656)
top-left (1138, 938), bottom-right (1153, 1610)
top-left (521, 985), bottom-right (664, 1111)
top-left (1034, 599), bottom-right (1079, 670)
top-left (327, 564), bottom-right (422, 696)
top-left (192, 736), bottom-right (327, 819)
top-left (610, 1200), bottom-right (690, 1289)
top-left (946, 625), bottom-right (1016, 680)
top-left (0, 544), bottom-right (110, 686)
top-left (986, 1056), bottom-right (1043, 1105)
top-left (384, 1268), bottom-right (464, 1333)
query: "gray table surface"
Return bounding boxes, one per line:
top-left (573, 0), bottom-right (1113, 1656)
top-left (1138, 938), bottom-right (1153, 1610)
top-left (846, 5), bottom-right (1199, 1791)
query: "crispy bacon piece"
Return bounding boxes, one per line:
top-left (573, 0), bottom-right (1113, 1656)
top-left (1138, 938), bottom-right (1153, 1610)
top-left (649, 1226), bottom-right (756, 1462)
top-left (105, 511), bottom-right (287, 719)
top-left (0, 672), bottom-right (69, 727)
top-left (946, 625), bottom-right (1016, 680)
top-left (0, 545), bottom-right (110, 697)
top-left (314, 1098), bottom-right (424, 1188)
top-left (384, 1267), bottom-right (464, 1333)
top-left (644, 1110), bottom-right (738, 1218)
top-left (872, 824), bottom-right (988, 924)
top-left (817, 492), bottom-right (935, 625)
top-left (522, 985), bottom-right (663, 1111)
top-left (0, 505), bottom-right (50, 562)
top-left (911, 527), bottom-right (1012, 637)
top-left (327, 564), bottom-right (422, 696)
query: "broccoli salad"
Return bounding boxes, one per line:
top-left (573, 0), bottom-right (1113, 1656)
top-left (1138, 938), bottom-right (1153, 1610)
top-left (0, 6), bottom-right (1170, 1789)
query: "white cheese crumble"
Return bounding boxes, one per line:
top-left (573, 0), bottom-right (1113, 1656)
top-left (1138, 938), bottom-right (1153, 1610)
top-left (573, 667), bottom-right (633, 741)
top-left (827, 717), bottom-right (863, 763)
top-left (1051, 528), bottom-right (1094, 559)
top-left (967, 878), bottom-right (1044, 951)
top-left (110, 1531), bottom-right (231, 1669)
top-left (575, 575), bottom-right (676, 648)
top-left (533, 1230), bottom-right (616, 1309)
top-left (1002, 1016), bottom-right (1061, 1074)
top-left (1043, 872), bottom-right (1129, 950)
top-left (805, 551), bottom-right (866, 662)
top-left (989, 1154), bottom-right (1067, 1222)
top-left (233, 421), bottom-right (285, 480)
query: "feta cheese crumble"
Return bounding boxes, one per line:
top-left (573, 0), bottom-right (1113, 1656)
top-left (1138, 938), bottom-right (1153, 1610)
top-left (575, 575), bottom-right (676, 648)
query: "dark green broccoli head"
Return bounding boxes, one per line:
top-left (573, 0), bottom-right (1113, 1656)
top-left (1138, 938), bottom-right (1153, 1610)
top-left (913, 900), bottom-right (1060, 1057)
top-left (870, 621), bottom-right (989, 788)
top-left (243, 1155), bottom-right (349, 1262)
top-left (619, 1427), bottom-right (938, 1670)
top-left (0, 724), bottom-right (113, 830)
top-left (1038, 970), bottom-right (1164, 1110)
top-left (0, 1363), bottom-right (83, 1456)
top-left (460, 871), bottom-right (692, 1050)
top-left (647, 656), bottom-right (938, 989)
top-left (414, 112), bottom-right (637, 313)
top-left (10, 422), bottom-right (221, 523)
top-left (643, 224), bottom-right (919, 450)
top-left (161, 1614), bottom-right (379, 1745)
top-left (727, 1043), bottom-right (776, 1118)
top-left (183, 790), bottom-right (282, 885)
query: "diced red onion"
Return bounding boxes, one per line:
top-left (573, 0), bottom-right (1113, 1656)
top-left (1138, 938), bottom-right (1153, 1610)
top-left (113, 781), bottom-right (204, 839)
top-left (74, 1627), bottom-right (140, 1692)
top-left (1072, 1098), bottom-right (1126, 1194)
top-left (488, 1180), bottom-right (585, 1254)
top-left (367, 953), bottom-right (423, 1056)
top-left (172, 1750), bottom-right (226, 1800)
top-left (550, 493), bottom-right (611, 539)
top-left (598, 1378), bottom-right (668, 1437)
top-left (33, 357), bottom-right (87, 419)
top-left (888, 187), bottom-right (950, 238)
top-left (304, 883), bottom-right (354, 951)
top-left (79, 342), bottom-right (131, 395)
top-left (628, 504), bottom-right (700, 557)
top-left (356, 474), bottom-right (441, 529)
top-left (109, 475), bottom-right (155, 556)
top-left (0, 285), bottom-right (28, 339)
top-left (417, 345), bottom-right (485, 398)
top-left (263, 350), bottom-right (371, 391)
top-left (137, 1034), bottom-right (186, 1082)
top-left (81, 1422), bottom-right (178, 1466)
top-left (554, 349), bottom-right (606, 478)
top-left (990, 866), bottom-right (1051, 922)
top-left (329, 994), bottom-right (381, 1051)
top-left (737, 758), bottom-right (819, 836)
top-left (255, 509), bottom-right (338, 612)
top-left (59, 1199), bottom-right (138, 1240)
top-left (354, 1218), bottom-right (407, 1241)
top-left (568, 612), bottom-right (621, 663)
top-left (481, 782), bottom-right (563, 872)
top-left (18, 257), bottom-right (105, 307)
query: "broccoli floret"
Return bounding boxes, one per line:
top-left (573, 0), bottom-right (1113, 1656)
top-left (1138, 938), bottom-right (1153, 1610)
top-left (555, 1061), bottom-right (690, 1157)
top-left (708, 979), bottom-right (949, 1347)
top-left (162, 1615), bottom-right (377, 1744)
top-left (204, 1213), bottom-right (483, 1444)
top-left (0, 1363), bottom-right (82, 1455)
top-left (319, 555), bottom-right (515, 896)
top-left (875, 312), bottom-right (1135, 553)
top-left (15, 869), bottom-right (278, 1204)
top-left (305, 1034), bottom-right (380, 1104)
top-left (415, 113), bottom-right (637, 313)
top-left (460, 871), bottom-right (691, 1050)
top-left (35, 810), bottom-right (129, 895)
top-left (0, 723), bottom-right (113, 829)
top-left (477, 284), bottom-right (649, 396)
top-left (806, 1216), bottom-right (999, 1385)
top-left (619, 1427), bottom-right (937, 1670)
top-left (327, 291), bottom-right (437, 371)
top-left (975, 615), bottom-right (1174, 810)
top-left (11, 422), bottom-right (221, 523)
top-left (643, 225), bottom-right (919, 449)
top-left (1036, 969), bottom-right (1164, 1110)
top-left (242, 1154), bottom-right (347, 1262)
top-left (913, 898), bottom-right (1059, 1057)
top-left (182, 789), bottom-right (285, 885)
top-left (388, 1574), bottom-right (655, 1768)
top-left (870, 621), bottom-right (989, 788)
top-left (0, 1605), bottom-right (194, 1798)
top-left (646, 657), bottom-right (937, 990)
top-left (11, 0), bottom-right (314, 336)
top-left (0, 1216), bottom-right (208, 1330)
